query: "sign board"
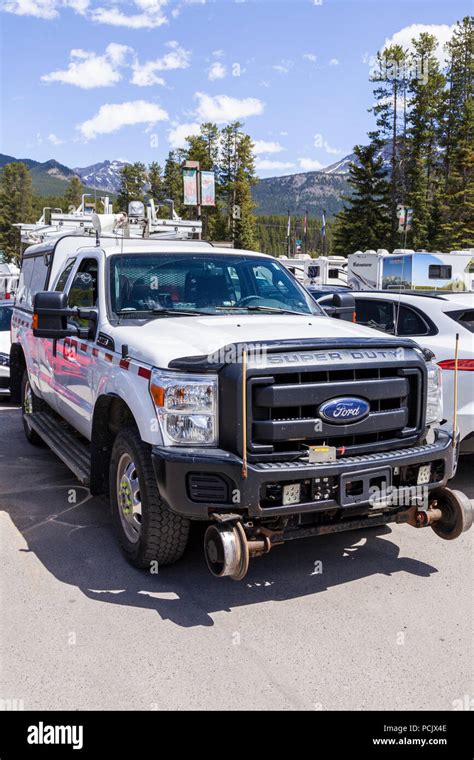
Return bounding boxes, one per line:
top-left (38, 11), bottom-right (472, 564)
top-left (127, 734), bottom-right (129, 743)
top-left (201, 171), bottom-right (216, 207)
top-left (397, 205), bottom-right (414, 233)
top-left (183, 169), bottom-right (198, 206)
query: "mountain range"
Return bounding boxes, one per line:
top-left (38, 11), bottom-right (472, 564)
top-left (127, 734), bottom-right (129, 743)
top-left (0, 149), bottom-right (377, 216)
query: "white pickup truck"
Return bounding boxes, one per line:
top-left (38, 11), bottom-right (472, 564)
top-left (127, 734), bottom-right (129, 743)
top-left (9, 219), bottom-right (472, 579)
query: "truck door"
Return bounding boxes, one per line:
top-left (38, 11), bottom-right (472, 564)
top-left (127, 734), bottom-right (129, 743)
top-left (54, 256), bottom-right (99, 438)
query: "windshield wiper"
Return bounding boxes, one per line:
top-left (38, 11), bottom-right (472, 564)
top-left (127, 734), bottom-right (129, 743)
top-left (215, 305), bottom-right (311, 316)
top-left (116, 308), bottom-right (205, 319)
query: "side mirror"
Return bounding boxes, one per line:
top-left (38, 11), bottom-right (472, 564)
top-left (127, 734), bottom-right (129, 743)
top-left (325, 292), bottom-right (356, 322)
top-left (33, 291), bottom-right (97, 340)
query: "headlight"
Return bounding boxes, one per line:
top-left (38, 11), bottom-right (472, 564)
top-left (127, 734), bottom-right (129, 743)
top-left (0, 352), bottom-right (9, 367)
top-left (426, 362), bottom-right (443, 424)
top-left (149, 370), bottom-right (218, 446)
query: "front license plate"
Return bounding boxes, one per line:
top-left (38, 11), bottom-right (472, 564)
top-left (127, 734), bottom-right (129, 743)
top-left (282, 483), bottom-right (301, 506)
top-left (417, 464), bottom-right (431, 485)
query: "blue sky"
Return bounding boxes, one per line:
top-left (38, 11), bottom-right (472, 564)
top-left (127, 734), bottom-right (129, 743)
top-left (0, 0), bottom-right (469, 176)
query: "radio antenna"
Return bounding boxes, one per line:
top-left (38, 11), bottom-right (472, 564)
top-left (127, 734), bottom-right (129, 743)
top-left (453, 333), bottom-right (460, 449)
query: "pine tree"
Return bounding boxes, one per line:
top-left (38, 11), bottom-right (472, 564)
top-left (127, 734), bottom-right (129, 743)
top-left (220, 121), bottom-right (241, 238)
top-left (369, 44), bottom-right (410, 248)
top-left (116, 162), bottom-right (147, 211)
top-left (148, 162), bottom-right (164, 203)
top-left (0, 162), bottom-right (34, 261)
top-left (233, 133), bottom-right (258, 249)
top-left (332, 144), bottom-right (391, 255)
top-left (64, 176), bottom-right (83, 210)
top-left (405, 33), bottom-right (446, 249)
top-left (439, 16), bottom-right (474, 248)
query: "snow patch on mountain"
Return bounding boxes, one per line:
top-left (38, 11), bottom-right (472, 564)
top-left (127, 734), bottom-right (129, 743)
top-left (74, 159), bottom-right (130, 193)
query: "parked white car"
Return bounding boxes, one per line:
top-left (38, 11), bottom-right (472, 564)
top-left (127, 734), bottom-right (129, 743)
top-left (318, 291), bottom-right (474, 452)
top-left (0, 300), bottom-right (13, 394)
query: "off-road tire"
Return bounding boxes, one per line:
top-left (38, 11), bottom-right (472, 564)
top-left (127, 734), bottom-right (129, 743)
top-left (110, 426), bottom-right (190, 568)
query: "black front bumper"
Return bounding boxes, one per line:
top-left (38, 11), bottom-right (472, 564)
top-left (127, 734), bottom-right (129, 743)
top-left (151, 430), bottom-right (457, 520)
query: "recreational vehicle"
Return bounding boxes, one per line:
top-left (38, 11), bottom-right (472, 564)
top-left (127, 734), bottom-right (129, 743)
top-left (348, 249), bottom-right (474, 292)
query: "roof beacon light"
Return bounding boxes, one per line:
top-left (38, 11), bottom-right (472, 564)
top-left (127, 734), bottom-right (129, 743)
top-left (128, 201), bottom-right (145, 218)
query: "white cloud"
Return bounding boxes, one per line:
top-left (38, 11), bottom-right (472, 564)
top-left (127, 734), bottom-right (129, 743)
top-left (194, 92), bottom-right (264, 123)
top-left (2, 0), bottom-right (60, 18)
top-left (168, 121), bottom-right (201, 149)
top-left (41, 43), bottom-right (131, 89)
top-left (256, 159), bottom-right (295, 171)
top-left (131, 42), bottom-right (190, 86)
top-left (48, 133), bottom-right (64, 145)
top-left (1, 0), bottom-right (208, 27)
top-left (208, 61), bottom-right (226, 81)
top-left (64, 0), bottom-right (88, 11)
top-left (381, 24), bottom-right (454, 67)
top-left (298, 157), bottom-right (324, 171)
top-left (329, 58), bottom-right (339, 66)
top-left (253, 140), bottom-right (284, 155)
top-left (303, 53), bottom-right (317, 63)
top-left (272, 60), bottom-right (293, 74)
top-left (91, 0), bottom-right (168, 29)
top-left (78, 100), bottom-right (168, 139)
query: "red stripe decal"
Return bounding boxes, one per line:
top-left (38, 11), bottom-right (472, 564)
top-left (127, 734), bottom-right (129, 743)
top-left (119, 359), bottom-right (130, 370)
top-left (92, 348), bottom-right (99, 357)
top-left (105, 353), bottom-right (113, 362)
top-left (80, 343), bottom-right (87, 352)
top-left (138, 367), bottom-right (151, 380)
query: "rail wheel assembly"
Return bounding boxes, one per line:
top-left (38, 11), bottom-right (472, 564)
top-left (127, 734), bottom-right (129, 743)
top-left (427, 487), bottom-right (473, 540)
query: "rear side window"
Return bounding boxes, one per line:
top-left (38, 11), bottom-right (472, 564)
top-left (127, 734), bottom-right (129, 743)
top-left (355, 299), bottom-right (394, 332)
top-left (395, 305), bottom-right (431, 336)
top-left (16, 255), bottom-right (49, 310)
top-left (447, 309), bottom-right (474, 333)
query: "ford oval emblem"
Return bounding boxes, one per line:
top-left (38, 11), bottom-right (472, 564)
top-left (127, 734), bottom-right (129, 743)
top-left (319, 397), bottom-right (369, 424)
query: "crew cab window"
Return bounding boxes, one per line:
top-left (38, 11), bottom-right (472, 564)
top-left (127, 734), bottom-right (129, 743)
top-left (16, 255), bottom-right (50, 310)
top-left (395, 305), bottom-right (431, 336)
top-left (109, 253), bottom-right (320, 317)
top-left (355, 299), bottom-right (394, 332)
top-left (67, 258), bottom-right (98, 327)
top-left (55, 258), bottom-right (76, 291)
top-left (429, 265), bottom-right (452, 279)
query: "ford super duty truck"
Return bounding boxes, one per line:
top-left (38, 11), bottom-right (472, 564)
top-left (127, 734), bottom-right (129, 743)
top-left (9, 213), bottom-right (472, 579)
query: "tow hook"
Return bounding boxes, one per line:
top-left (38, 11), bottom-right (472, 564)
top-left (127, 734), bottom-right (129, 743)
top-left (204, 516), bottom-right (279, 581)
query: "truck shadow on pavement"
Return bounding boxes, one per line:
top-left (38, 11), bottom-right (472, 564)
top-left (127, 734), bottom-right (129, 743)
top-left (2, 454), bottom-right (439, 628)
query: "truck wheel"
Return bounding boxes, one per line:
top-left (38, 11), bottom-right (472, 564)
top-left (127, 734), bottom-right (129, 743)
top-left (110, 427), bottom-right (190, 568)
top-left (430, 487), bottom-right (473, 540)
top-left (21, 371), bottom-right (46, 446)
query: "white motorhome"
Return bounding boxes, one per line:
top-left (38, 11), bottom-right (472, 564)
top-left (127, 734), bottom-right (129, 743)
top-left (279, 254), bottom-right (348, 286)
top-left (348, 249), bottom-right (474, 292)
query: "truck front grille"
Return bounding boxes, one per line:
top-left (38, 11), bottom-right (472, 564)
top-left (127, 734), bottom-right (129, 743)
top-left (217, 340), bottom-right (426, 462)
top-left (248, 366), bottom-right (422, 459)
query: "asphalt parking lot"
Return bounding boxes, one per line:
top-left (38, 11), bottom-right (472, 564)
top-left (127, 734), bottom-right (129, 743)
top-left (0, 398), bottom-right (472, 711)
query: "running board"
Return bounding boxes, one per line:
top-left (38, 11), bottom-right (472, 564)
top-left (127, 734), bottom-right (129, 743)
top-left (28, 412), bottom-right (91, 485)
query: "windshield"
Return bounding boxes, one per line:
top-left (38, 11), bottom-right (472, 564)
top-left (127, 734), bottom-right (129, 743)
top-left (0, 305), bottom-right (13, 332)
top-left (109, 253), bottom-right (323, 318)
